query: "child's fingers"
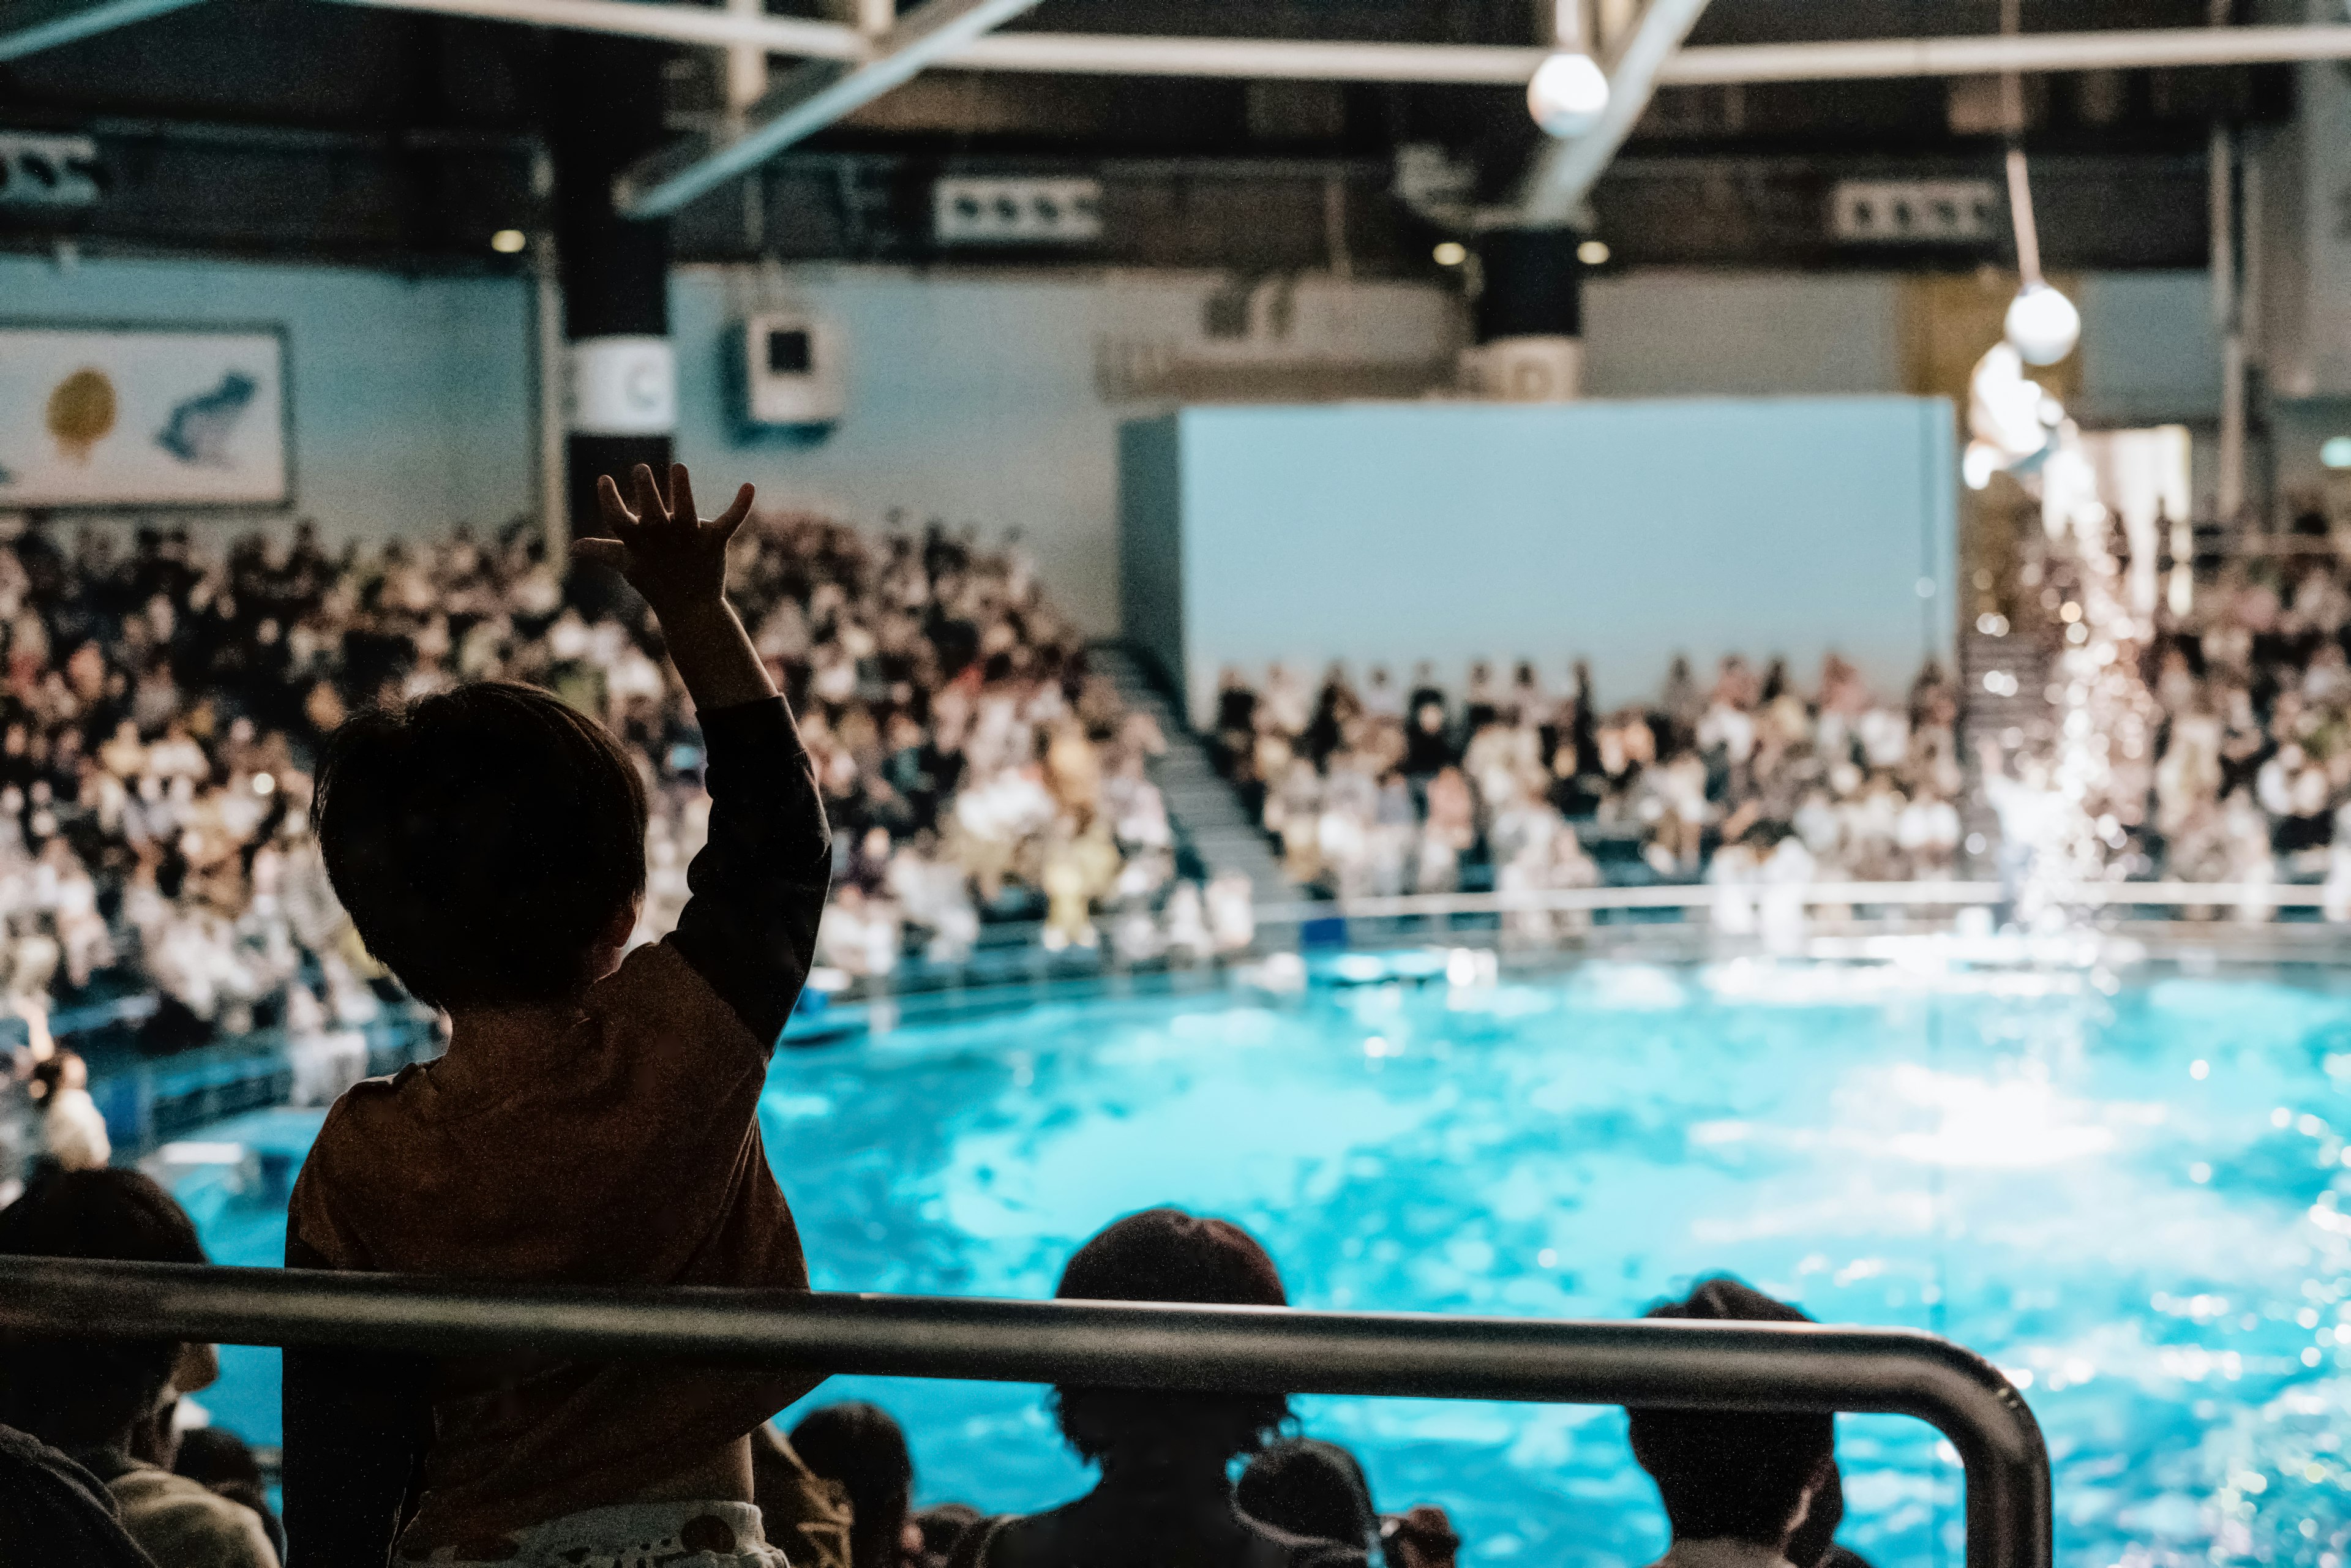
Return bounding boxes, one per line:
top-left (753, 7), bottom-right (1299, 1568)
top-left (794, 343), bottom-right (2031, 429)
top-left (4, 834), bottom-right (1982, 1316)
top-left (594, 473), bottom-right (639, 532)
top-left (713, 482), bottom-right (756, 539)
top-left (668, 463), bottom-right (697, 531)
top-left (631, 463), bottom-right (667, 524)
top-left (571, 538), bottom-right (629, 571)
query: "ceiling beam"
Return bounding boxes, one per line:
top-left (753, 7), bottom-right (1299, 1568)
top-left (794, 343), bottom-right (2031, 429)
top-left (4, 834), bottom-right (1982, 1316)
top-left (306, 0), bottom-right (2351, 86)
top-left (611, 0), bottom-right (1042, 219)
top-left (1517, 0), bottom-right (1712, 227)
top-left (317, 0), bottom-right (865, 59)
top-left (0, 0), bottom-right (210, 59)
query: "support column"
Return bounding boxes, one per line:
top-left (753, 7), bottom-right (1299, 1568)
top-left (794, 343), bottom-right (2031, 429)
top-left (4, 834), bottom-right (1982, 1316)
top-left (549, 31), bottom-right (675, 535)
top-left (1462, 226), bottom-right (1584, 401)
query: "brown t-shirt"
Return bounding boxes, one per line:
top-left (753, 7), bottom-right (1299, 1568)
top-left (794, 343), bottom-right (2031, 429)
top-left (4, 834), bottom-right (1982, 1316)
top-left (283, 696), bottom-right (831, 1558)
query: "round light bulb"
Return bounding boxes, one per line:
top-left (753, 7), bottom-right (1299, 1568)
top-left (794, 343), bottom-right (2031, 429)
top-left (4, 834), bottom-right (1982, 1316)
top-left (1527, 51), bottom-right (1610, 139)
top-left (2004, 280), bottom-right (2080, 366)
top-left (490, 228), bottom-right (528, 254)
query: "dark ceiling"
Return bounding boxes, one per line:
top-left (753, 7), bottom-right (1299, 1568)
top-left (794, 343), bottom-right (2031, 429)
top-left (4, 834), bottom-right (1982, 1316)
top-left (0, 0), bottom-right (2287, 274)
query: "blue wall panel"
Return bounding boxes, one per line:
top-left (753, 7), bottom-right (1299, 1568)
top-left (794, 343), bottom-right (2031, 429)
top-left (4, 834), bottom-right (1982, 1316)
top-left (1143, 396), bottom-right (1956, 719)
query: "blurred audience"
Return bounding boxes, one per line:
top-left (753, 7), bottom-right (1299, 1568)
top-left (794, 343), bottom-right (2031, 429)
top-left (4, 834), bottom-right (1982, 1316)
top-left (0, 512), bottom-right (1204, 1039)
top-left (2140, 560), bottom-right (2351, 895)
top-left (1217, 653), bottom-right (1960, 898)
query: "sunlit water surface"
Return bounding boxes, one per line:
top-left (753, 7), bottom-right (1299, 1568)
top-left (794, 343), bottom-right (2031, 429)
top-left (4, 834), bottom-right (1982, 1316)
top-left (177, 959), bottom-right (2351, 1568)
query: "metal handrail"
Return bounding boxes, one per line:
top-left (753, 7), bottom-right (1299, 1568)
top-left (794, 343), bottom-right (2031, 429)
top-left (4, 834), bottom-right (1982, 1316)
top-left (0, 1256), bottom-right (2051, 1568)
top-left (1254, 879), bottom-right (2342, 925)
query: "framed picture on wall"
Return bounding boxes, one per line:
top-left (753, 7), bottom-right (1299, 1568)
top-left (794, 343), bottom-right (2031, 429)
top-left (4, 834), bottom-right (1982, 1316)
top-left (0, 323), bottom-right (291, 508)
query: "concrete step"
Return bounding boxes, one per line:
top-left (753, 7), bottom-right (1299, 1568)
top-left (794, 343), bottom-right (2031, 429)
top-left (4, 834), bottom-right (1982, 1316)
top-left (1092, 642), bottom-right (1290, 899)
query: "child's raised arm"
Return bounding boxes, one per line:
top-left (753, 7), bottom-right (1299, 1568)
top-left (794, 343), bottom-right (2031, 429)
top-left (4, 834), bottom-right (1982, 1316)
top-left (578, 463), bottom-right (830, 1049)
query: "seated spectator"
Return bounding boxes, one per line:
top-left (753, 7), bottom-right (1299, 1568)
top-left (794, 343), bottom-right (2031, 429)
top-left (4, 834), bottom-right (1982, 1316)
top-left (27, 1048), bottom-right (108, 1172)
top-left (943, 1208), bottom-right (1327, 1568)
top-left (0, 1168), bottom-right (279, 1568)
top-left (172, 1427), bottom-right (287, 1566)
top-left (752, 1421), bottom-right (856, 1568)
top-left (1238, 1439), bottom-right (1461, 1568)
top-left (0, 1422), bottom-right (159, 1567)
top-left (1627, 1277), bottom-right (1867, 1568)
top-left (1238, 1439), bottom-right (1376, 1567)
top-left (792, 1402), bottom-right (919, 1568)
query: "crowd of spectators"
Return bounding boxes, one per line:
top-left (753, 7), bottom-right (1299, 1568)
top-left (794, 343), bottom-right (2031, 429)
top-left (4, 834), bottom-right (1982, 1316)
top-left (2131, 560), bottom-right (2351, 899)
top-left (0, 511), bottom-right (1192, 1060)
top-left (0, 1171), bottom-right (1873, 1568)
top-left (1212, 653), bottom-right (1966, 904)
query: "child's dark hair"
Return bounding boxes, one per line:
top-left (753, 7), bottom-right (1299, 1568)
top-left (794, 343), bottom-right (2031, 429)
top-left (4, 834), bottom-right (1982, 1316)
top-left (313, 680), bottom-right (648, 1009)
top-left (1051, 1208), bottom-right (1291, 1463)
top-left (1629, 1276), bottom-right (1836, 1548)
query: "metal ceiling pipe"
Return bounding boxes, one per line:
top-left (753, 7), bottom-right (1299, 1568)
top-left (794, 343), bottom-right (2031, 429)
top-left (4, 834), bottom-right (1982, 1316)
top-left (303, 6), bottom-right (2351, 85)
top-left (1519, 0), bottom-right (1714, 225)
top-left (0, 0), bottom-right (213, 61)
top-left (612, 0), bottom-right (1046, 217)
top-left (1660, 23), bottom-right (2351, 84)
top-left (318, 0), bottom-right (870, 60)
top-left (950, 32), bottom-right (1545, 81)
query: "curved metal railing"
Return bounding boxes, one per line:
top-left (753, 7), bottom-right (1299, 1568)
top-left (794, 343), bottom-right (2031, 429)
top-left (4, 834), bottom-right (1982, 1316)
top-left (0, 1256), bottom-right (2052, 1568)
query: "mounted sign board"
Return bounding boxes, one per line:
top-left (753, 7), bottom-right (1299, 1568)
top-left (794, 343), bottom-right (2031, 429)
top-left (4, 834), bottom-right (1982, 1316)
top-left (1829, 179), bottom-right (2000, 244)
top-left (0, 324), bottom-right (290, 508)
top-left (933, 176), bottom-right (1103, 246)
top-left (0, 133), bottom-right (102, 209)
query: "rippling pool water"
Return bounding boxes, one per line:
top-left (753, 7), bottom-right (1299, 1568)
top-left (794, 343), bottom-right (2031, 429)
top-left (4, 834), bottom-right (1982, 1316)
top-left (175, 957), bottom-right (2351, 1568)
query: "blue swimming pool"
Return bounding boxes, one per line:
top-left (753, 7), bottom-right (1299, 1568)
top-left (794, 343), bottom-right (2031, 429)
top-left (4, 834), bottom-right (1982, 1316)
top-left (172, 955), bottom-right (2351, 1568)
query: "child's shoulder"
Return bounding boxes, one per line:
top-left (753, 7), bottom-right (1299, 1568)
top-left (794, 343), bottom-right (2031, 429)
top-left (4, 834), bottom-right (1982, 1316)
top-left (593, 937), bottom-right (765, 1057)
top-left (305, 1063), bottom-right (432, 1170)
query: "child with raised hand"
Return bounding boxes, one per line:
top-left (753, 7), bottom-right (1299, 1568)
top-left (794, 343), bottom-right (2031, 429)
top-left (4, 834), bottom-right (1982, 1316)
top-left (283, 465), bottom-right (831, 1568)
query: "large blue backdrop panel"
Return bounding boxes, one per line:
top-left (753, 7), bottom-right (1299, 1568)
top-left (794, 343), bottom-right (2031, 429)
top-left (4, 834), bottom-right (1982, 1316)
top-left (1119, 397), bottom-right (1958, 720)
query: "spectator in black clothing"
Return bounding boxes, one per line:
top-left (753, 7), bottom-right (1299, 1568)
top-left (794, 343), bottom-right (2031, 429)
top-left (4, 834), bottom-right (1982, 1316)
top-left (1237, 1439), bottom-right (1376, 1561)
top-left (1401, 700), bottom-right (1455, 779)
top-left (1627, 1277), bottom-right (1868, 1568)
top-left (0, 1422), bottom-right (159, 1567)
top-left (792, 1402), bottom-right (918, 1568)
top-left (941, 1209), bottom-right (1324, 1568)
top-left (1237, 1438), bottom-right (1461, 1568)
top-left (0, 1168), bottom-right (277, 1568)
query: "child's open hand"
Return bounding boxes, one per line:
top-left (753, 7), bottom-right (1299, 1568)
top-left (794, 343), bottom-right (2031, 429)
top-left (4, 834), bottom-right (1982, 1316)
top-left (576, 463), bottom-right (754, 616)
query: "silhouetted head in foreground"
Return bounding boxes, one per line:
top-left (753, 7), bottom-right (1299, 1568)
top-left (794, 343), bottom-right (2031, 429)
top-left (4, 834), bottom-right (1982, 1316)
top-left (792, 1401), bottom-right (915, 1568)
top-left (1238, 1438), bottom-right (1378, 1553)
top-left (0, 1169), bottom-right (213, 1454)
top-left (314, 680), bottom-right (647, 1009)
top-left (1051, 1207), bottom-right (1291, 1468)
top-left (1627, 1277), bottom-right (1837, 1559)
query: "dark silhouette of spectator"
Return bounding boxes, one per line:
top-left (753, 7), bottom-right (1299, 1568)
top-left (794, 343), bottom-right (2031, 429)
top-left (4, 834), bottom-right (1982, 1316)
top-left (792, 1402), bottom-right (918, 1568)
top-left (1628, 1277), bottom-right (1868, 1568)
top-left (0, 1169), bottom-right (277, 1567)
top-left (1238, 1438), bottom-right (1375, 1555)
top-left (171, 1428), bottom-right (287, 1567)
top-left (0, 1422), bottom-right (159, 1567)
top-left (942, 1208), bottom-right (1325, 1568)
top-left (1238, 1438), bottom-right (1461, 1568)
top-left (754, 1420), bottom-right (855, 1568)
